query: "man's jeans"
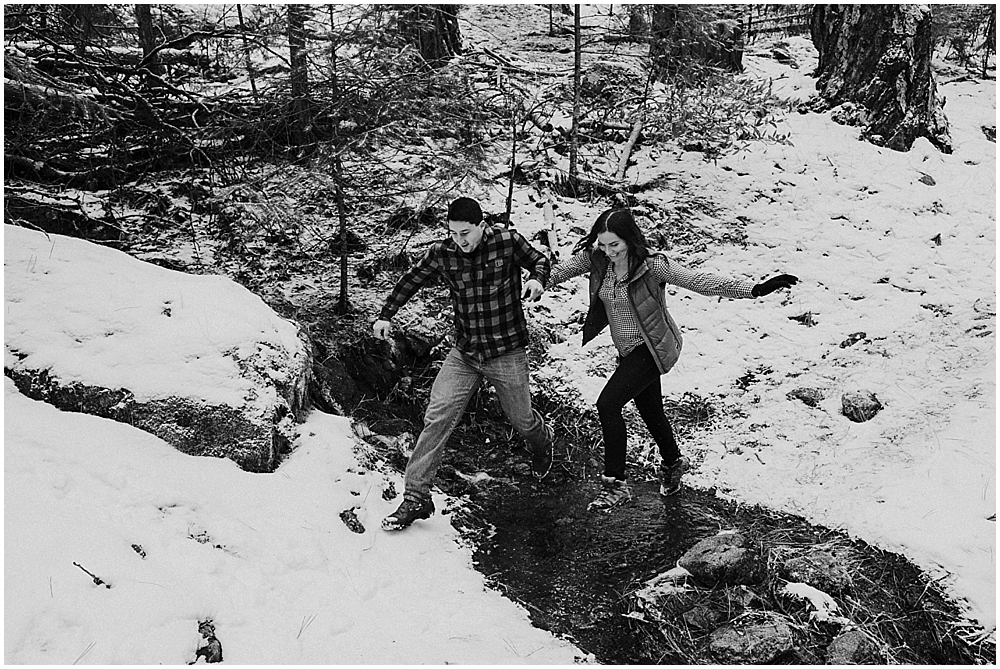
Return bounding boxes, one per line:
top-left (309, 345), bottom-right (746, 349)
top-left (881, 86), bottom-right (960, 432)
top-left (404, 346), bottom-right (550, 502)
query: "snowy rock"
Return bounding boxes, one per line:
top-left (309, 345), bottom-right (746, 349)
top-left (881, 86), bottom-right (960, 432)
top-left (825, 628), bottom-right (881, 664)
top-left (782, 549), bottom-right (853, 594)
top-left (707, 611), bottom-right (795, 664)
top-left (678, 531), bottom-right (762, 586)
top-left (839, 331), bottom-right (867, 348)
top-left (770, 46), bottom-right (795, 66)
top-left (195, 621), bottom-right (223, 664)
top-left (786, 387), bottom-right (825, 408)
top-left (830, 102), bottom-right (869, 127)
top-left (841, 390), bottom-right (883, 423)
top-left (339, 508), bottom-right (366, 534)
top-left (4, 225), bottom-right (310, 472)
top-left (780, 582), bottom-right (847, 624)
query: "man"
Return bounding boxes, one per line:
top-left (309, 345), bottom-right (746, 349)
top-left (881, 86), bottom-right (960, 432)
top-left (374, 197), bottom-right (554, 531)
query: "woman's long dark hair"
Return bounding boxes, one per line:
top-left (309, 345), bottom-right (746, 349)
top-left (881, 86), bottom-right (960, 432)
top-left (572, 208), bottom-right (651, 281)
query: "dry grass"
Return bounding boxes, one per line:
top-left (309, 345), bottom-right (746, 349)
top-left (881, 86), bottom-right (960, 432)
top-left (621, 502), bottom-right (995, 664)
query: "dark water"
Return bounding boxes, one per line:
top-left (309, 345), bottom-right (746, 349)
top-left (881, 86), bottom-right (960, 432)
top-left (468, 477), bottom-right (726, 664)
top-left (460, 471), bottom-right (989, 665)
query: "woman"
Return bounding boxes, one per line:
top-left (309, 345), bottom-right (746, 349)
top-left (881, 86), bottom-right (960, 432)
top-left (548, 208), bottom-right (797, 511)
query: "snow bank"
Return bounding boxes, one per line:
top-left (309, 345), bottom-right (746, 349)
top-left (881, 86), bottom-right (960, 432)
top-left (3, 379), bottom-right (585, 664)
top-left (4, 225), bottom-right (310, 470)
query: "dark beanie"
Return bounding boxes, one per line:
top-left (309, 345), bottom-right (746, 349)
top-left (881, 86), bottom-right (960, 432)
top-left (448, 197), bottom-right (483, 224)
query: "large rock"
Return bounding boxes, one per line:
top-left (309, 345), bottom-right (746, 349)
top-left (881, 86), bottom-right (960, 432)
top-left (841, 390), bottom-right (883, 423)
top-left (708, 611), bottom-right (795, 664)
top-left (782, 548), bottom-right (853, 595)
top-left (825, 628), bottom-right (881, 664)
top-left (786, 387), bottom-right (825, 408)
top-left (4, 225), bottom-right (310, 472)
top-left (678, 531), bottom-right (762, 586)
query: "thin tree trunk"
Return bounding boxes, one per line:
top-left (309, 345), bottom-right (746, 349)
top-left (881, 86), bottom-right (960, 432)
top-left (983, 9), bottom-right (996, 80)
top-left (329, 6), bottom-right (350, 313)
top-left (569, 4), bottom-right (581, 190)
top-left (287, 4), bottom-right (313, 153)
top-left (236, 4), bottom-right (259, 103)
top-left (64, 5), bottom-right (95, 57)
top-left (398, 5), bottom-right (461, 67)
top-left (135, 4), bottom-right (161, 84)
top-left (505, 109), bottom-right (516, 226)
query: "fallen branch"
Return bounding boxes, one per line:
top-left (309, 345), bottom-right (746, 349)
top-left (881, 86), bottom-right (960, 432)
top-left (581, 119), bottom-right (633, 132)
top-left (72, 561), bottom-right (111, 588)
top-left (477, 47), bottom-right (564, 77)
top-left (541, 198), bottom-right (560, 257)
top-left (615, 119), bottom-right (643, 180)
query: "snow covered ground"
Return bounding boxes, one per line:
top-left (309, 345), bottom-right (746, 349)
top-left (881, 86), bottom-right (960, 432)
top-left (499, 36), bottom-right (996, 635)
top-left (3, 28), bottom-right (994, 667)
top-left (3, 260), bottom-right (585, 663)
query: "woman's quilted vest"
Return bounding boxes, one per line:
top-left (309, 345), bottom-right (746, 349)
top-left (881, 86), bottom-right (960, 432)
top-left (581, 252), bottom-right (684, 374)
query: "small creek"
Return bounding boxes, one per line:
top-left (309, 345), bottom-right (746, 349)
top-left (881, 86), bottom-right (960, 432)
top-left (353, 361), bottom-right (989, 665)
top-left (467, 477), bottom-right (713, 663)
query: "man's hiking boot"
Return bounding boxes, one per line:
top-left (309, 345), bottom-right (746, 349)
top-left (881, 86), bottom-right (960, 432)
top-left (531, 442), bottom-right (553, 480)
top-left (531, 424), bottom-right (555, 480)
top-left (659, 456), bottom-right (689, 497)
top-left (587, 476), bottom-right (631, 512)
top-left (382, 497), bottom-right (434, 531)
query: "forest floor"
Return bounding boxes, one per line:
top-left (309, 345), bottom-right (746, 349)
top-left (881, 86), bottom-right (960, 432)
top-left (92, 4), bottom-right (994, 665)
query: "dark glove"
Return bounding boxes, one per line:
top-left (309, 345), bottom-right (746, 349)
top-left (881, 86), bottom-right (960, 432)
top-left (752, 274), bottom-right (799, 297)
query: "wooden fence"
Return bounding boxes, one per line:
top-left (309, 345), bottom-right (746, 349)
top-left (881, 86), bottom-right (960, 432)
top-left (744, 11), bottom-right (812, 42)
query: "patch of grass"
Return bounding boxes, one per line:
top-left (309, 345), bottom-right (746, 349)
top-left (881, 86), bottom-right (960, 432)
top-left (630, 392), bottom-right (723, 474)
top-left (622, 503), bottom-right (995, 664)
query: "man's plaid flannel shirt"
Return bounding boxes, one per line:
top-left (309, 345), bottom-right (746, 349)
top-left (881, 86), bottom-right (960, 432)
top-left (379, 226), bottom-right (551, 361)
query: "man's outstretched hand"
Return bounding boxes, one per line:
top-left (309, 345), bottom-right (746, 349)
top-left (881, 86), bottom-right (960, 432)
top-left (752, 274), bottom-right (799, 297)
top-left (373, 319), bottom-right (392, 341)
top-left (522, 278), bottom-right (544, 301)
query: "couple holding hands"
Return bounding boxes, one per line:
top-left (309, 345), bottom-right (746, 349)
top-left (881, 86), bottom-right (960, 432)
top-left (373, 197), bottom-right (797, 530)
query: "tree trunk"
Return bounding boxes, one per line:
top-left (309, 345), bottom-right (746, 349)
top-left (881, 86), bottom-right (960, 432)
top-left (62, 5), bottom-right (95, 56)
top-left (982, 7), bottom-right (996, 80)
top-left (287, 4), bottom-right (314, 153)
top-left (236, 4), bottom-right (259, 103)
top-left (628, 6), bottom-right (650, 38)
top-left (329, 6), bottom-right (350, 315)
top-left (811, 4), bottom-right (952, 153)
top-left (134, 4), bottom-right (163, 83)
top-left (398, 5), bottom-right (461, 67)
top-left (650, 6), bottom-right (744, 77)
top-left (568, 4), bottom-right (581, 189)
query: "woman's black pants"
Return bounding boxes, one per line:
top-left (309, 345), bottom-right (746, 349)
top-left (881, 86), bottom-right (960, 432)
top-left (595, 344), bottom-right (680, 480)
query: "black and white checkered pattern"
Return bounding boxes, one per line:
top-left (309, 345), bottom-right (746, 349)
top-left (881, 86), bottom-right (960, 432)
top-left (380, 226), bottom-right (551, 361)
